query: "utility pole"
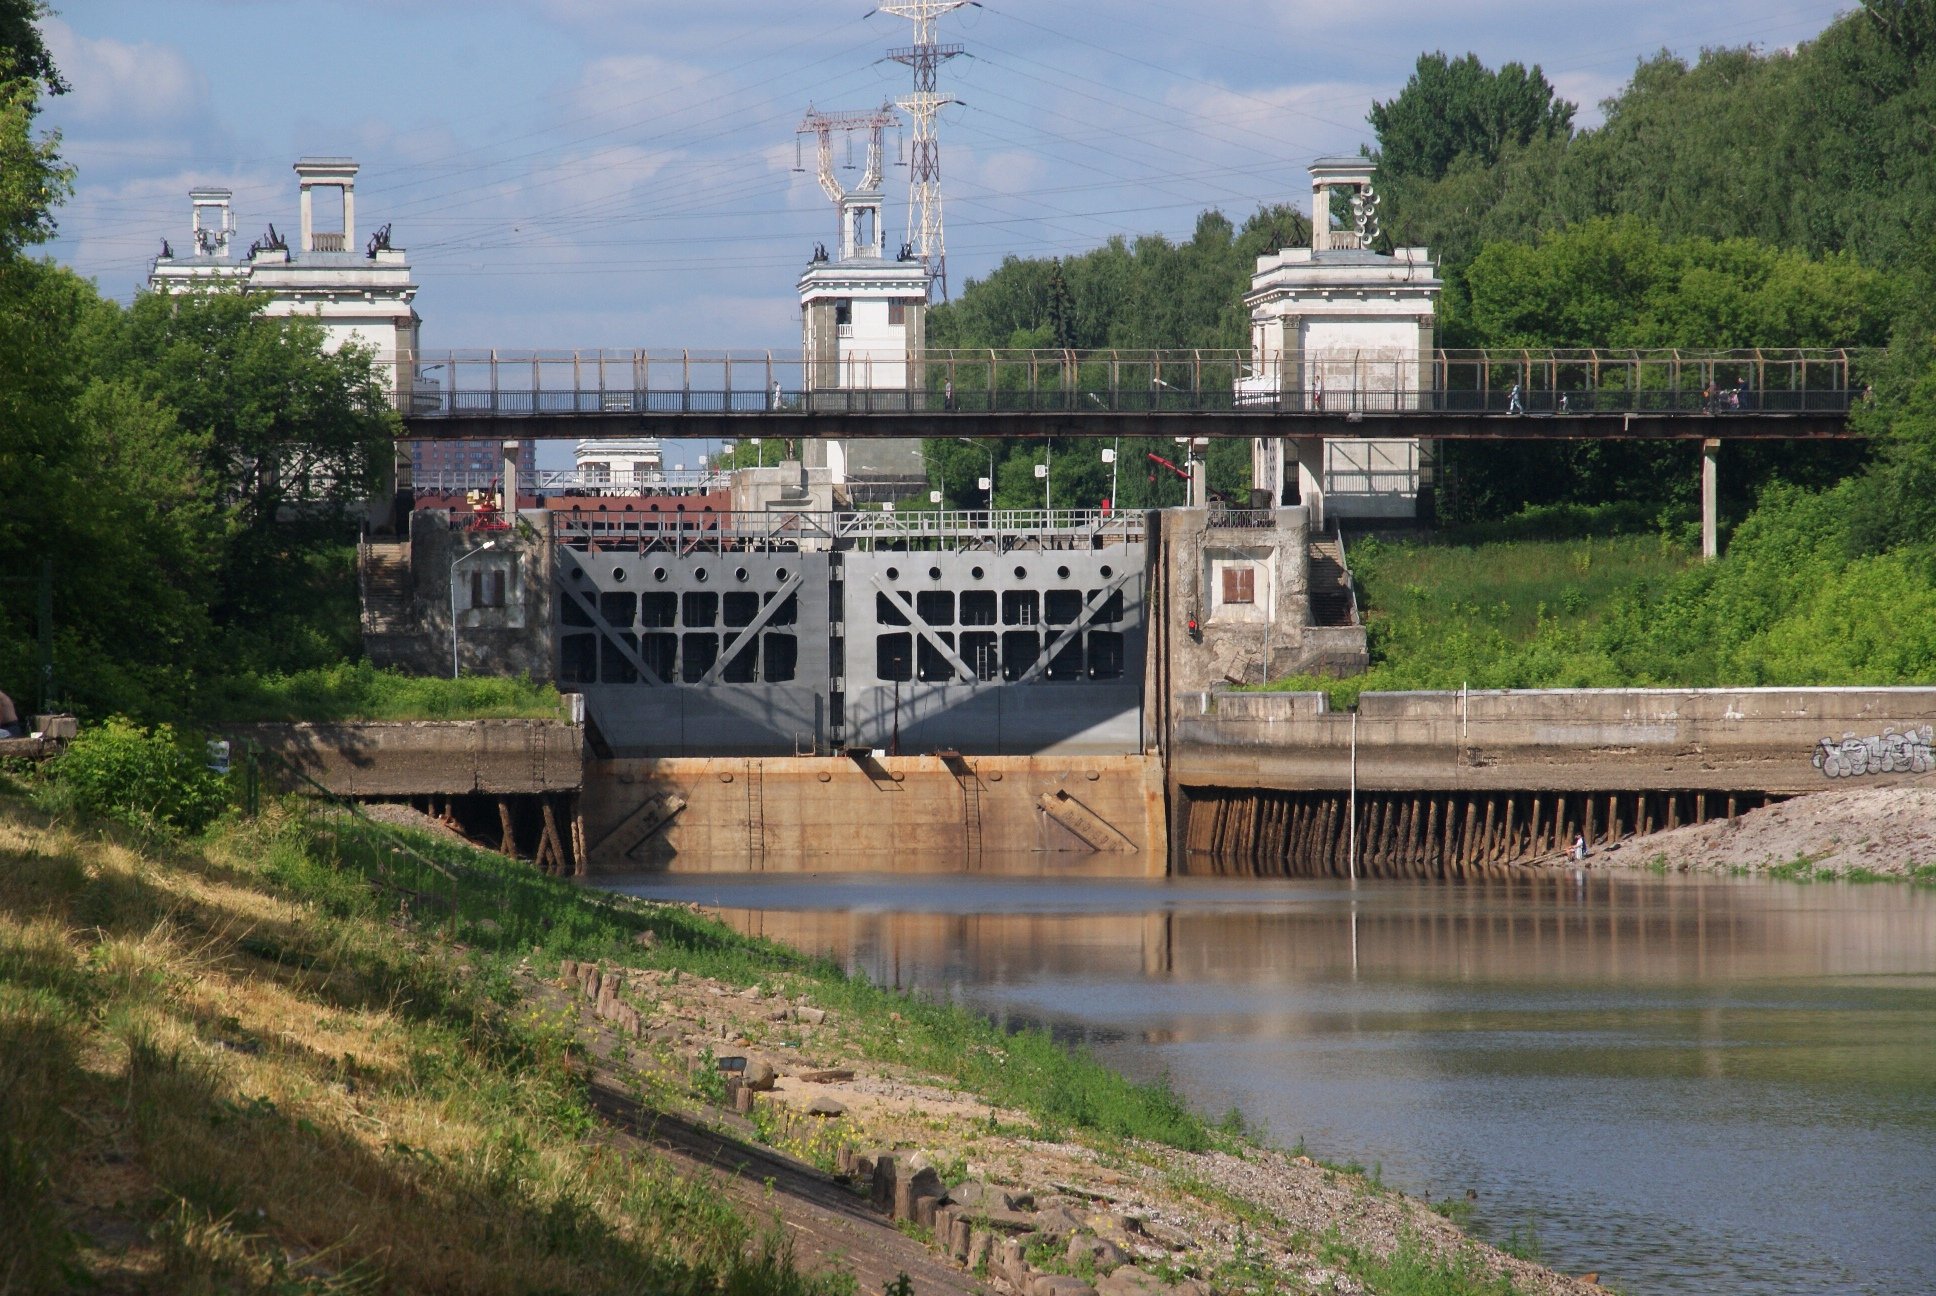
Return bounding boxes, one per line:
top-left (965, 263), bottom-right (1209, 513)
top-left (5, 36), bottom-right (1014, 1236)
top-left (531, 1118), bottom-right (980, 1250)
top-left (881, 0), bottom-right (967, 299)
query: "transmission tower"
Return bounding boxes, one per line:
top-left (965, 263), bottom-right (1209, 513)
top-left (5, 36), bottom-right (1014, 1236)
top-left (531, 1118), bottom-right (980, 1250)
top-left (881, 0), bottom-right (968, 299)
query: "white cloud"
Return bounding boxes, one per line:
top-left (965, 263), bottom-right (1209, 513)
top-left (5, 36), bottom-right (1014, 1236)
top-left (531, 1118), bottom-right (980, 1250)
top-left (41, 18), bottom-right (207, 125)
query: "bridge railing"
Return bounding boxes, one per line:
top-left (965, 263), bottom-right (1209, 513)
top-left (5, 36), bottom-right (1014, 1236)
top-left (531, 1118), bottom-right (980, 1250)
top-left (394, 348), bottom-right (1861, 420)
top-left (546, 507), bottom-right (1145, 549)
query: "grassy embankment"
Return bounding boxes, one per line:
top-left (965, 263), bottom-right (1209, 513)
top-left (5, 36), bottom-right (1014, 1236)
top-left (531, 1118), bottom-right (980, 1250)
top-left (0, 776), bottom-right (1217, 1292)
top-left (1270, 505), bottom-right (1699, 705)
top-left (198, 661), bottom-right (564, 723)
top-left (1270, 486), bottom-right (1936, 703)
top-left (1, 728), bottom-right (1544, 1295)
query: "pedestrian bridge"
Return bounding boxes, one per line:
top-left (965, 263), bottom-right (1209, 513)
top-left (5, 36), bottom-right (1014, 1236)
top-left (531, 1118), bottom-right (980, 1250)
top-left (395, 347), bottom-right (1863, 442)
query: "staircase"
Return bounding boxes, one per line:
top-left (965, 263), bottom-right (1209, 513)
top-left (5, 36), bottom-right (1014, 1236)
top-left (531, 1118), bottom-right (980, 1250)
top-left (360, 541), bottom-right (418, 664)
top-left (1306, 536), bottom-right (1358, 628)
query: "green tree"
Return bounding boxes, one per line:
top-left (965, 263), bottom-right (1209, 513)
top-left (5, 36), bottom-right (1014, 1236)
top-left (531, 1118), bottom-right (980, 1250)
top-left (1369, 52), bottom-right (1574, 183)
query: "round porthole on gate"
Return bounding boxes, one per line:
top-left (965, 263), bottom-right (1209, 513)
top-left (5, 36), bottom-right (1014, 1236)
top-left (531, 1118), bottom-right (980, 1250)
top-left (694, 568), bottom-right (709, 583)
top-left (775, 566), bottom-right (790, 581)
top-left (612, 568), bottom-right (627, 583)
top-left (891, 772), bottom-right (905, 782)
top-left (971, 566), bottom-right (985, 580)
top-left (1013, 565), bottom-right (1026, 579)
top-left (1099, 564), bottom-right (1113, 579)
top-left (1057, 565), bottom-right (1070, 579)
top-left (719, 772), bottom-right (734, 783)
top-left (653, 567), bottom-right (668, 582)
top-left (929, 566), bottom-right (942, 581)
top-left (735, 567), bottom-right (749, 582)
top-left (816, 772), bottom-right (831, 783)
top-left (886, 565), bottom-right (901, 581)
top-left (1086, 770), bottom-right (1100, 781)
top-left (987, 771), bottom-right (1003, 782)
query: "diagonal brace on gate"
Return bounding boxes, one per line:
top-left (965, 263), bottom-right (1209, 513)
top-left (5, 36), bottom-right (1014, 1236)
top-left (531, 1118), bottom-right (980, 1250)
top-left (559, 565), bottom-right (667, 686)
top-left (1016, 573), bottom-right (1131, 685)
top-left (870, 577), bottom-right (978, 683)
top-left (698, 571), bottom-right (806, 684)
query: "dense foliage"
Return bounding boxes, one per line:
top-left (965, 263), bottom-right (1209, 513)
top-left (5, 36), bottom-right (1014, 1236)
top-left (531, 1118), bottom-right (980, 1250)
top-left (0, 12), bottom-right (395, 723)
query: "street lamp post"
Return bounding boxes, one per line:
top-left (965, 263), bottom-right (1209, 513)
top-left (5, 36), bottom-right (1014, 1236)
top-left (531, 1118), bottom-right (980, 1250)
top-left (450, 539), bottom-right (497, 679)
top-left (958, 437), bottom-right (995, 511)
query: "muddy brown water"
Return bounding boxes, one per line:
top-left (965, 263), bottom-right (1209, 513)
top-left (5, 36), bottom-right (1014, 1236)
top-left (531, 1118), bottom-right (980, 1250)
top-left (601, 865), bottom-right (1936, 1295)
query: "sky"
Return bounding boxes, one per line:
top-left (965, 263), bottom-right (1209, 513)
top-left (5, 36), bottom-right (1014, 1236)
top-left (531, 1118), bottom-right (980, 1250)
top-left (37, 0), bottom-right (1853, 467)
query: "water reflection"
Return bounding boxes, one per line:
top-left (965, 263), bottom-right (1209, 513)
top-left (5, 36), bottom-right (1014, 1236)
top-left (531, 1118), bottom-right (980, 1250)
top-left (604, 869), bottom-right (1936, 1296)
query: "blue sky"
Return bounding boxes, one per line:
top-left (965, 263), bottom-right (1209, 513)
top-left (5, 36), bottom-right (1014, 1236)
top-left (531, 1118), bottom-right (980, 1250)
top-left (38, 1), bottom-right (1851, 466)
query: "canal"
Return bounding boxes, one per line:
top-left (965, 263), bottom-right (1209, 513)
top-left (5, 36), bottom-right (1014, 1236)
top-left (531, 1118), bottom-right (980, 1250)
top-left (603, 868), bottom-right (1936, 1296)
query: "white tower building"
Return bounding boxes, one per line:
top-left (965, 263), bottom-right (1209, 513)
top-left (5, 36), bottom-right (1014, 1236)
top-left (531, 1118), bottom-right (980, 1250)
top-left (796, 109), bottom-right (930, 496)
top-left (1243, 158), bottom-right (1441, 523)
top-left (149, 159), bottom-right (535, 495)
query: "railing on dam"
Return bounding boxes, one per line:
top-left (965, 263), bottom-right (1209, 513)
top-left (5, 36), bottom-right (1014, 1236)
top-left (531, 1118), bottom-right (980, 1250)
top-left (391, 347), bottom-right (1861, 426)
top-left (548, 506), bottom-right (1145, 551)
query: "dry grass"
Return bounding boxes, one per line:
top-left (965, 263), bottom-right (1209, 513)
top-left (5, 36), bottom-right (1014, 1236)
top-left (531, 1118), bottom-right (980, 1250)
top-left (0, 799), bottom-right (843, 1296)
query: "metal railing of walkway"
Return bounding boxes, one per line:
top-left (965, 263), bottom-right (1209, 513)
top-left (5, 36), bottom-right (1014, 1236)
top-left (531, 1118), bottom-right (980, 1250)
top-left (544, 506), bottom-right (1145, 552)
top-left (390, 347), bottom-right (1864, 441)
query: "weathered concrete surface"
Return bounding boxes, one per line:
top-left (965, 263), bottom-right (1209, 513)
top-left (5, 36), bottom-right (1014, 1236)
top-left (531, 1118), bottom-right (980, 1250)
top-left (583, 754), bottom-right (1166, 874)
top-left (1172, 687), bottom-right (1936, 795)
top-left (229, 720), bottom-right (583, 795)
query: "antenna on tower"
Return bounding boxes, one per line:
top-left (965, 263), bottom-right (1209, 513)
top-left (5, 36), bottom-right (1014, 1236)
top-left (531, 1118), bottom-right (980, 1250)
top-left (798, 103), bottom-right (899, 259)
top-left (880, 0), bottom-right (969, 300)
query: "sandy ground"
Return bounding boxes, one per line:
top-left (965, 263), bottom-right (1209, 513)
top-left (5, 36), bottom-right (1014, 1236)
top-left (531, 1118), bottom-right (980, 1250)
top-left (1600, 783), bottom-right (1936, 878)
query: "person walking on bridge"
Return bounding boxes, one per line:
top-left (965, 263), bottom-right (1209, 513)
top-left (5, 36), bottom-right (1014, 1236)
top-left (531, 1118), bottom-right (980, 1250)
top-left (1507, 382), bottom-right (1524, 416)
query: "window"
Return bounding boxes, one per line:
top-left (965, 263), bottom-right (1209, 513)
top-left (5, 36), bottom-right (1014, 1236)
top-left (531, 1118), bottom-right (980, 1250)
top-left (682, 591), bottom-right (717, 626)
top-left (1088, 589), bottom-right (1125, 623)
top-left (835, 301), bottom-right (852, 333)
top-left (877, 632), bottom-right (913, 682)
top-left (640, 634), bottom-right (677, 680)
top-left (877, 591), bottom-right (909, 626)
top-left (916, 590), bottom-right (954, 625)
top-left (723, 591), bottom-right (760, 627)
top-left (1002, 590), bottom-right (1038, 626)
top-left (763, 633), bottom-right (798, 683)
top-left (600, 633), bottom-right (640, 684)
top-left (559, 633), bottom-right (596, 684)
top-left (680, 633), bottom-right (718, 682)
top-left (1045, 589), bottom-right (1083, 626)
top-left (960, 590), bottom-right (997, 626)
top-left (1087, 631), bottom-right (1125, 679)
top-left (639, 592), bottom-right (677, 627)
top-left (961, 631), bottom-right (999, 680)
top-left (1221, 566), bottom-right (1256, 604)
top-left (767, 591), bottom-right (798, 626)
top-left (720, 636), bottom-right (758, 683)
top-left (888, 299), bottom-right (907, 326)
top-left (471, 568), bottom-right (507, 609)
top-left (1046, 637), bottom-right (1083, 681)
top-left (1001, 631), bottom-right (1039, 680)
top-left (598, 591), bottom-right (634, 625)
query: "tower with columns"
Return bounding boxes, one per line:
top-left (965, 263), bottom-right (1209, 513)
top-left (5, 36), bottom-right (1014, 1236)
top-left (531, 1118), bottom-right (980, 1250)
top-left (1243, 157), bottom-right (1441, 524)
top-left (796, 132), bottom-right (931, 496)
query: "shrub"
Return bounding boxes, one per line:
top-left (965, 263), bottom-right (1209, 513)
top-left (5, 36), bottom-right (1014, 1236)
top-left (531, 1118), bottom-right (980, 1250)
top-left (46, 717), bottom-right (227, 834)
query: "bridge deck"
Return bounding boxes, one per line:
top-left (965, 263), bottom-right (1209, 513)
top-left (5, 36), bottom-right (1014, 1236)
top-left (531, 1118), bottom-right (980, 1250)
top-left (393, 347), bottom-right (1864, 441)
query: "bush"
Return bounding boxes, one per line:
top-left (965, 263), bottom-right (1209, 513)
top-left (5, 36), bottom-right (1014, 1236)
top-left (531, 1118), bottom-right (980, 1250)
top-left (46, 717), bottom-right (226, 834)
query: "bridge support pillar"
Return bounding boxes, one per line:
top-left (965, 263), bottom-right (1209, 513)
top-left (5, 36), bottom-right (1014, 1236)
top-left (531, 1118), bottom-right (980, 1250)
top-left (1292, 437), bottom-right (1324, 529)
top-left (1188, 457), bottom-right (1207, 509)
top-left (1701, 438), bottom-right (1720, 561)
top-left (501, 440), bottom-right (521, 515)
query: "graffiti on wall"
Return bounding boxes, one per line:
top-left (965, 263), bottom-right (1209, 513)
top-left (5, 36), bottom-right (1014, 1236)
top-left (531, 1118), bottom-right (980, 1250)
top-left (1812, 725), bottom-right (1935, 778)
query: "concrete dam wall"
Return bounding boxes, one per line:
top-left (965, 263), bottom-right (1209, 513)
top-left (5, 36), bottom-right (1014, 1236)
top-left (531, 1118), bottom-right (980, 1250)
top-left (1171, 687), bottom-right (1936, 876)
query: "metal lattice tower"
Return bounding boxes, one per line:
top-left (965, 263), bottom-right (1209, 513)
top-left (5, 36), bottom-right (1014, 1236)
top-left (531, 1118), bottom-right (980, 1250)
top-left (798, 105), bottom-right (896, 207)
top-left (881, 0), bottom-right (967, 299)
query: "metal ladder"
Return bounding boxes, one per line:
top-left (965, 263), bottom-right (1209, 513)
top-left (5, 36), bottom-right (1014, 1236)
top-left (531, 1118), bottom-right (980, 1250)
top-left (959, 760), bottom-right (983, 868)
top-left (746, 759), bottom-right (766, 867)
